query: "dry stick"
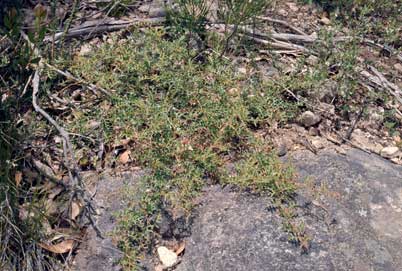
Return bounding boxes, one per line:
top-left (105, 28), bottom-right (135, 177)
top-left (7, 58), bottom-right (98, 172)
top-left (361, 66), bottom-right (402, 106)
top-left (323, 132), bottom-right (372, 154)
top-left (22, 31), bottom-right (103, 238)
top-left (233, 24), bottom-right (401, 61)
top-left (213, 23), bottom-right (313, 53)
top-left (46, 17), bottom-right (165, 42)
top-left (59, 0), bottom-right (80, 45)
top-left (344, 101), bottom-right (365, 142)
top-left (32, 61), bottom-right (103, 239)
top-left (220, 24), bottom-right (239, 58)
top-left (45, 63), bottom-right (112, 97)
top-left (238, 33), bottom-right (311, 53)
top-left (368, 65), bottom-right (402, 95)
top-left (257, 16), bottom-right (307, 36)
top-left (85, 0), bottom-right (121, 39)
top-left (21, 74), bottom-right (33, 97)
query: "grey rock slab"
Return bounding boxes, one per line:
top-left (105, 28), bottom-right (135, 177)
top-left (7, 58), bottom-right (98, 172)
top-left (73, 171), bottom-right (145, 271)
top-left (177, 149), bottom-right (402, 271)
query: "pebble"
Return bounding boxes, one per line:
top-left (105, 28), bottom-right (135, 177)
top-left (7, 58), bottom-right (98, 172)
top-left (78, 44), bottom-right (92, 56)
top-left (149, 7), bottom-right (166, 18)
top-left (157, 246), bottom-right (178, 268)
top-left (320, 17), bottom-right (331, 25)
top-left (138, 4), bottom-right (151, 12)
top-left (86, 120), bottom-right (100, 130)
top-left (277, 9), bottom-right (288, 17)
top-left (311, 138), bottom-right (325, 149)
top-left (300, 111), bottom-right (321, 127)
top-left (237, 67), bottom-right (247, 74)
top-left (394, 63), bottom-right (402, 73)
top-left (380, 146), bottom-right (400, 159)
top-left (286, 2), bottom-right (299, 12)
top-left (306, 55), bottom-right (319, 66)
top-left (277, 144), bottom-right (287, 157)
top-left (308, 127), bottom-right (319, 136)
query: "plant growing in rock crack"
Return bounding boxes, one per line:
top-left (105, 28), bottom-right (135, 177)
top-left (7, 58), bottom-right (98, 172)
top-left (67, 29), bottom-right (298, 269)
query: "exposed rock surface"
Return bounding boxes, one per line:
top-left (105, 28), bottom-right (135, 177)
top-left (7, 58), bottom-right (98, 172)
top-left (72, 171), bottom-right (144, 271)
top-left (177, 149), bottom-right (402, 271)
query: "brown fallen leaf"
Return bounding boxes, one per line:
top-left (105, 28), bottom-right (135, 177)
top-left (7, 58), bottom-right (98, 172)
top-left (39, 239), bottom-right (75, 254)
top-left (33, 159), bottom-right (59, 182)
top-left (45, 198), bottom-right (60, 216)
top-left (119, 150), bottom-right (131, 164)
top-left (175, 241), bottom-right (185, 256)
top-left (71, 200), bottom-right (82, 220)
top-left (15, 171), bottom-right (22, 187)
top-left (48, 186), bottom-right (64, 200)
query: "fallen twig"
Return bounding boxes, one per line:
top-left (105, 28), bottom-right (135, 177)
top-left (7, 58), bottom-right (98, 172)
top-left (239, 33), bottom-right (311, 54)
top-left (368, 65), bottom-right (401, 94)
top-left (45, 63), bottom-right (112, 97)
top-left (360, 66), bottom-right (402, 105)
top-left (344, 101), bottom-right (365, 141)
top-left (212, 23), bottom-right (312, 54)
top-left (21, 31), bottom-right (103, 238)
top-left (33, 59), bottom-right (103, 238)
top-left (257, 16), bottom-right (307, 36)
top-left (21, 74), bottom-right (33, 97)
top-left (45, 17), bottom-right (165, 42)
top-left (324, 132), bottom-right (372, 154)
top-left (59, 0), bottom-right (79, 45)
top-left (220, 24), bottom-right (402, 61)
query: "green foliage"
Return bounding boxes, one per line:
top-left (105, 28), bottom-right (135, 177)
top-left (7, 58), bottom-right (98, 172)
top-left (218, 0), bottom-right (271, 24)
top-left (68, 29), bottom-right (296, 269)
top-left (96, 0), bottom-right (139, 17)
top-left (0, 0), bottom-right (23, 27)
top-left (224, 150), bottom-right (295, 198)
top-left (305, 0), bottom-right (402, 45)
top-left (167, 0), bottom-right (211, 35)
top-left (0, 2), bottom-right (57, 270)
top-left (306, 0), bottom-right (401, 14)
top-left (167, 0), bottom-right (272, 55)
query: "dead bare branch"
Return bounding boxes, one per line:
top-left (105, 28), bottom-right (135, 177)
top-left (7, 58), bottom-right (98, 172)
top-left (239, 33), bottom-right (311, 53)
top-left (45, 17), bottom-right (165, 42)
top-left (45, 63), bottom-right (112, 97)
top-left (21, 31), bottom-right (103, 239)
top-left (360, 66), bottom-right (402, 105)
top-left (257, 16), bottom-right (307, 35)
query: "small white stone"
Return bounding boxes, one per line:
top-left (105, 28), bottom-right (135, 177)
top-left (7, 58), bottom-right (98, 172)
top-left (286, 2), bottom-right (299, 12)
top-left (157, 246), bottom-right (177, 268)
top-left (277, 9), bottom-right (288, 17)
top-left (311, 139), bottom-right (325, 149)
top-left (320, 17), bottom-right (331, 25)
top-left (237, 67), bottom-right (247, 74)
top-left (380, 146), bottom-right (400, 159)
top-left (394, 63), bottom-right (402, 73)
top-left (78, 44), bottom-right (92, 56)
top-left (306, 55), bottom-right (319, 66)
top-left (86, 120), bottom-right (100, 130)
